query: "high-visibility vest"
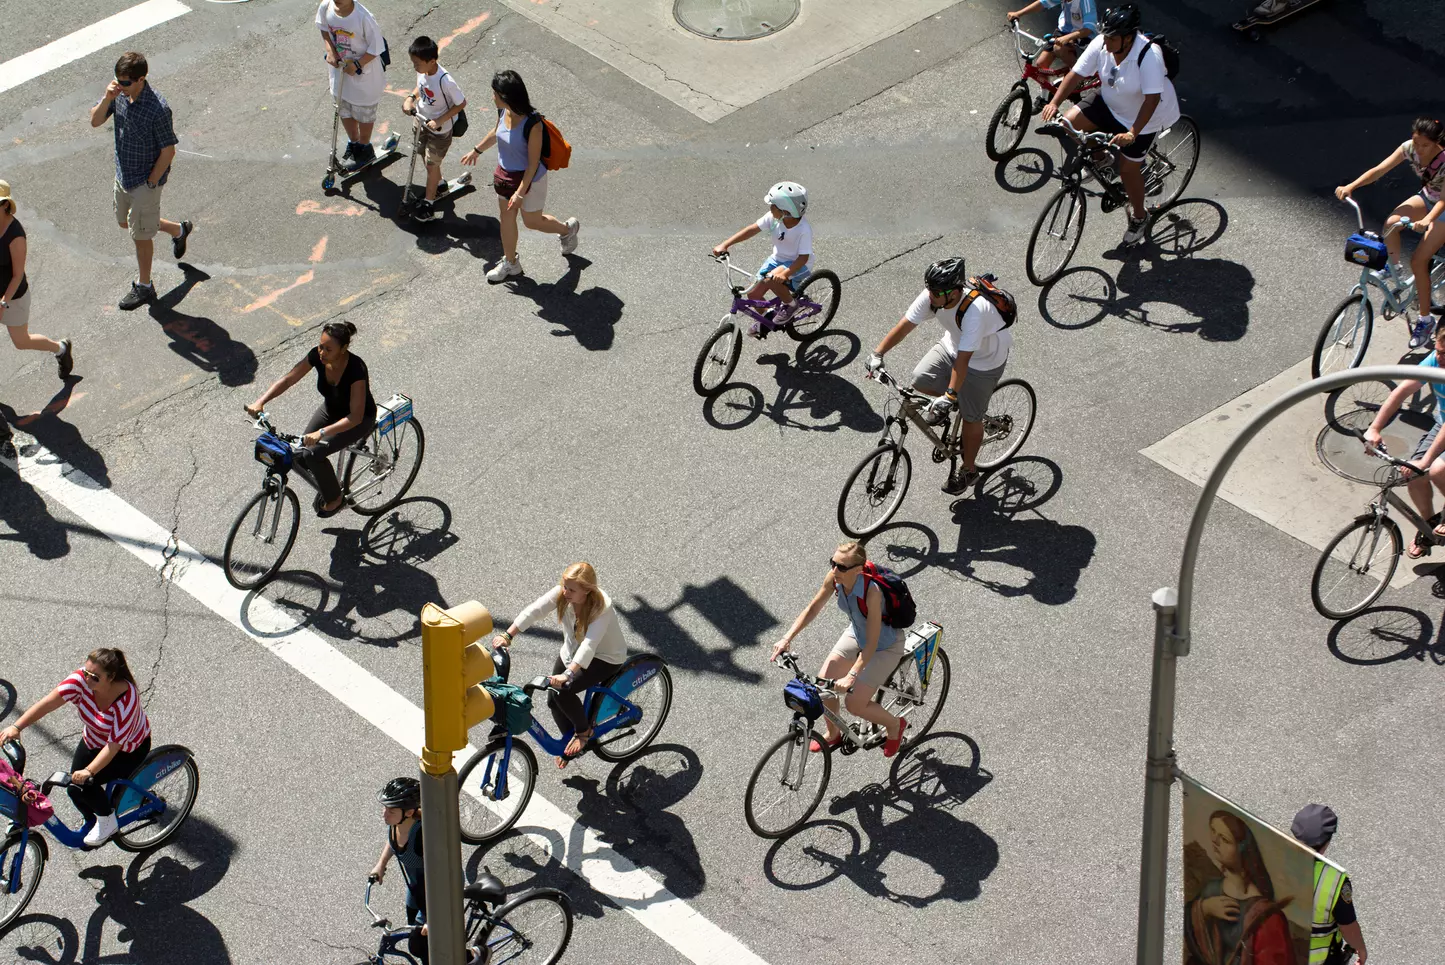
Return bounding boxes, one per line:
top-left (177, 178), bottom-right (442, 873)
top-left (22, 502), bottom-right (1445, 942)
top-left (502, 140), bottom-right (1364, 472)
top-left (1309, 862), bottom-right (1346, 965)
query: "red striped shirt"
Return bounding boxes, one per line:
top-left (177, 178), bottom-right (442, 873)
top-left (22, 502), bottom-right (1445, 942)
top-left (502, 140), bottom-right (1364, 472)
top-left (57, 671), bottom-right (151, 752)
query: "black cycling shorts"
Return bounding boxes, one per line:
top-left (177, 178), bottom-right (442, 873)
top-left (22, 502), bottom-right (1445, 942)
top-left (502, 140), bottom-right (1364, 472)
top-left (1076, 91), bottom-right (1155, 162)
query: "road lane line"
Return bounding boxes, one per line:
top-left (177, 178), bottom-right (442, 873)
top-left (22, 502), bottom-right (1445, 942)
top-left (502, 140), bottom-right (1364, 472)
top-left (0, 0), bottom-right (192, 95)
top-left (11, 442), bottom-right (770, 965)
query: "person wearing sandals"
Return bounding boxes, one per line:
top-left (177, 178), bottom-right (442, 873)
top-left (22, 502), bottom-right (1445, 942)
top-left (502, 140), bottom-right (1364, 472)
top-left (460, 70), bottom-right (580, 284)
top-left (244, 320), bottom-right (376, 518)
top-left (769, 541), bottom-right (909, 758)
top-left (1363, 325), bottom-right (1445, 559)
top-left (491, 562), bottom-right (625, 768)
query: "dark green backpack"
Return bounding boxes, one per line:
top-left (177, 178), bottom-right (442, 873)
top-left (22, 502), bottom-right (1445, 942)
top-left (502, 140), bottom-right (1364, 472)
top-left (484, 677), bottom-right (533, 734)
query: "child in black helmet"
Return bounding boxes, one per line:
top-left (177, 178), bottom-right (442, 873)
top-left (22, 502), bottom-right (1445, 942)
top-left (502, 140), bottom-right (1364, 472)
top-left (372, 777), bottom-right (431, 961)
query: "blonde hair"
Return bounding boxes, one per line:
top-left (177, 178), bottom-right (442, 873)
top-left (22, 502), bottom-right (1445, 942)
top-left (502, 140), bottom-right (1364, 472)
top-left (555, 561), bottom-right (606, 640)
top-left (834, 541), bottom-right (867, 566)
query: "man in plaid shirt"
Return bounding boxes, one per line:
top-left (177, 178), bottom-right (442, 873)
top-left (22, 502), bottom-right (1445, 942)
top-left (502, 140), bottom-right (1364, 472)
top-left (88, 52), bottom-right (195, 310)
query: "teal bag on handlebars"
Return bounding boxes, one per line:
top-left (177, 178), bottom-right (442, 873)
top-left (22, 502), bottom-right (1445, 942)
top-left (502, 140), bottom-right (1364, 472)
top-left (484, 677), bottom-right (533, 735)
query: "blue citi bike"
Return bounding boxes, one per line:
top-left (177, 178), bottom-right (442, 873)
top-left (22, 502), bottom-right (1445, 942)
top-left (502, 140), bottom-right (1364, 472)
top-left (0, 738), bottom-right (200, 930)
top-left (455, 650), bottom-right (673, 844)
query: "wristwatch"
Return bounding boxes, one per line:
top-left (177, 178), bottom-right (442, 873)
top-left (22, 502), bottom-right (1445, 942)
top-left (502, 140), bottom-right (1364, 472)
top-left (318, 429), bottom-right (329, 442)
top-left (0, 300), bottom-right (8, 309)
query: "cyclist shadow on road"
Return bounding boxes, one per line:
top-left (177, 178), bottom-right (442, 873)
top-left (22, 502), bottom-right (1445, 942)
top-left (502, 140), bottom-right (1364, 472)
top-left (703, 330), bottom-right (883, 435)
top-left (76, 815), bottom-right (236, 965)
top-left (762, 732), bottom-right (998, 907)
top-left (615, 576), bottom-right (779, 685)
top-left (1327, 605), bottom-right (1445, 667)
top-left (509, 255), bottom-right (625, 353)
top-left (149, 264), bottom-right (258, 388)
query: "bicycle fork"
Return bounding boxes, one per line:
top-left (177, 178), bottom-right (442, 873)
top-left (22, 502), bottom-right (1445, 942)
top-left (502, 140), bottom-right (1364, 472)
top-left (779, 725), bottom-right (811, 791)
top-left (253, 478), bottom-right (288, 544)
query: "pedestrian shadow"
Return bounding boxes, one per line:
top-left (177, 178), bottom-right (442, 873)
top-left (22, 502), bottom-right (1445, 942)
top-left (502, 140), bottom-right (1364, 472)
top-left (614, 577), bottom-right (779, 685)
top-left (2, 384), bottom-right (109, 488)
top-left (150, 265), bottom-right (258, 387)
top-left (762, 732), bottom-right (997, 907)
top-left (77, 815), bottom-right (235, 964)
top-left (701, 331), bottom-right (883, 434)
top-left (0, 913), bottom-right (79, 964)
top-left (0, 460), bottom-right (70, 559)
top-left (1326, 605), bottom-right (1445, 667)
top-left (994, 147), bottom-right (1054, 194)
top-left (509, 256), bottom-right (624, 352)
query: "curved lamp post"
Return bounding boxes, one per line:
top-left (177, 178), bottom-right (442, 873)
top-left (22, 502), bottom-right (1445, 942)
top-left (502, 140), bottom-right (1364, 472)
top-left (1134, 364), bottom-right (1441, 963)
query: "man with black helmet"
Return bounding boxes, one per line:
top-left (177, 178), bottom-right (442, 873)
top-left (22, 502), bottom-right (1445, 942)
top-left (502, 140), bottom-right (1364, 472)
top-left (865, 257), bottom-right (1013, 494)
top-left (1291, 804), bottom-right (1369, 965)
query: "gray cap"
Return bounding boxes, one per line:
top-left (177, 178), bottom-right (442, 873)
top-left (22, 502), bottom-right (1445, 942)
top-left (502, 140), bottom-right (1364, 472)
top-left (1291, 803), bottom-right (1337, 848)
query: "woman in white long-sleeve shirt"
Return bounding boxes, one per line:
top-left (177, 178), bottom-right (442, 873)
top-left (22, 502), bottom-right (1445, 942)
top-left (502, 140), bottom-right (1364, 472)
top-left (493, 561), bottom-right (628, 768)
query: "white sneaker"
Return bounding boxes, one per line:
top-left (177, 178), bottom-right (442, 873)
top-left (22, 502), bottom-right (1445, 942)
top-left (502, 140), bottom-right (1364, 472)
top-left (560, 218), bottom-right (580, 255)
top-left (486, 258), bottom-right (523, 284)
top-left (1122, 215), bottom-right (1149, 246)
top-left (1252, 0), bottom-right (1290, 17)
top-left (83, 813), bottom-right (118, 847)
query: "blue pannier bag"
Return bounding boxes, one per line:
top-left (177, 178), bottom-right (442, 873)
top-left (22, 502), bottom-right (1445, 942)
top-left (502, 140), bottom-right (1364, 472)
top-left (783, 678), bottom-right (824, 721)
top-left (253, 432), bottom-right (293, 472)
top-left (1345, 231), bottom-right (1388, 270)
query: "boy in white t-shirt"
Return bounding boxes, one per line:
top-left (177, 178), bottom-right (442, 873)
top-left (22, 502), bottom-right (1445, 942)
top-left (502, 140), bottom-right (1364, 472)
top-left (711, 181), bottom-right (813, 338)
top-left (316, 0), bottom-right (387, 170)
top-left (402, 36), bottom-right (467, 221)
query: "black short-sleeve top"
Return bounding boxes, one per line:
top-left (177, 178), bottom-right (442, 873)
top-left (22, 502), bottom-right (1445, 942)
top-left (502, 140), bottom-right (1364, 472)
top-left (307, 346), bottom-right (377, 424)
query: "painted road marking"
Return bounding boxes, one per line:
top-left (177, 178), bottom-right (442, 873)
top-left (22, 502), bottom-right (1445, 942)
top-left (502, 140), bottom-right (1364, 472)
top-left (0, 0), bottom-right (192, 95)
top-left (10, 441), bottom-right (771, 965)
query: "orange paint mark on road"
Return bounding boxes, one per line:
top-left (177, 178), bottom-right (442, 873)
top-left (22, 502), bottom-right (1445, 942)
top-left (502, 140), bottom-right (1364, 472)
top-left (377, 121), bottom-right (390, 137)
top-left (383, 85), bottom-right (411, 99)
top-left (438, 13), bottom-right (490, 49)
top-left (296, 199), bottom-right (367, 217)
top-left (16, 392), bottom-right (87, 426)
top-left (310, 236), bottom-right (329, 263)
top-left (242, 271), bottom-right (315, 313)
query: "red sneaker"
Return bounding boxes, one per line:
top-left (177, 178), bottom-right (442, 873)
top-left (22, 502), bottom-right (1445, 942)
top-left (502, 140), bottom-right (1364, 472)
top-left (882, 719), bottom-right (909, 757)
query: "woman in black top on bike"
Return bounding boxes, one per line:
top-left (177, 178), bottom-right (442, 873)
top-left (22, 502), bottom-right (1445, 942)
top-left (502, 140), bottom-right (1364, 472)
top-left (245, 321), bottom-right (377, 517)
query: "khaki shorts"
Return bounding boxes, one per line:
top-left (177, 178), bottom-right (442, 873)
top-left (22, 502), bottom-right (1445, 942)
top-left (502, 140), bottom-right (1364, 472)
top-left (2, 288), bottom-right (30, 328)
top-left (911, 342), bottom-right (1007, 422)
top-left (419, 128), bottom-right (453, 167)
top-left (338, 98), bottom-right (378, 124)
top-left (828, 625), bottom-right (906, 690)
top-left (114, 179), bottom-right (163, 240)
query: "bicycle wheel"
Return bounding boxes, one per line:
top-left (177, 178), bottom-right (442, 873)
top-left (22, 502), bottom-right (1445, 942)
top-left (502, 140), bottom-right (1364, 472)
top-left (343, 418), bottom-right (426, 516)
top-left (477, 888), bottom-right (573, 965)
top-left (787, 269), bottom-right (841, 341)
top-left (458, 738), bottom-right (537, 845)
top-left (985, 86), bottom-right (1032, 161)
top-left (1026, 187), bottom-right (1087, 286)
top-left (692, 320), bottom-right (741, 397)
top-left (0, 832), bottom-right (46, 931)
top-left (837, 444), bottom-right (913, 538)
top-left (222, 484), bottom-right (301, 590)
top-left (588, 655), bottom-right (672, 762)
top-left (113, 747), bottom-right (200, 852)
top-left (1311, 514), bottom-right (1402, 620)
top-left (975, 379), bottom-right (1037, 470)
top-left (744, 728), bottom-right (831, 838)
top-left (882, 646), bottom-right (950, 749)
top-left (1143, 115), bottom-right (1199, 209)
top-left (1311, 293), bottom-right (1374, 380)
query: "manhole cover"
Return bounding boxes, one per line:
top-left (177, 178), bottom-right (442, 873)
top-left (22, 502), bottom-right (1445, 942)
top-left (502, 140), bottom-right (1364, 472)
top-left (674, 0), bottom-right (799, 40)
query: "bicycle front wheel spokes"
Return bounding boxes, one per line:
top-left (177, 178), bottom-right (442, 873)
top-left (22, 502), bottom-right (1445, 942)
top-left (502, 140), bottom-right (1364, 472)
top-left (479, 890), bottom-right (573, 965)
top-left (343, 418), bottom-right (426, 516)
top-left (1312, 293), bottom-right (1373, 380)
top-left (458, 739), bottom-right (537, 845)
top-left (787, 269), bottom-right (841, 341)
top-left (693, 321), bottom-right (741, 397)
top-left (0, 834), bottom-right (46, 930)
top-left (744, 729), bottom-right (831, 838)
top-left (985, 87), bottom-right (1031, 161)
top-left (882, 646), bottom-right (950, 747)
top-left (1311, 515), bottom-right (1401, 620)
top-left (1026, 187), bottom-right (1087, 286)
top-left (223, 485), bottom-right (301, 590)
top-left (838, 444), bottom-right (913, 538)
top-left (975, 379), bottom-right (1037, 470)
top-left (1144, 115), bottom-right (1200, 209)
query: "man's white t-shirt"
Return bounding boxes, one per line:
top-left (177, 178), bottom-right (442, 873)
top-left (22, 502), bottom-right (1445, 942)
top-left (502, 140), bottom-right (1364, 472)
top-left (755, 213), bottom-right (813, 265)
top-left (1072, 32), bottom-right (1180, 135)
top-left (905, 288), bottom-right (1012, 371)
top-left (415, 68), bottom-right (465, 135)
top-left (316, 1), bottom-right (386, 107)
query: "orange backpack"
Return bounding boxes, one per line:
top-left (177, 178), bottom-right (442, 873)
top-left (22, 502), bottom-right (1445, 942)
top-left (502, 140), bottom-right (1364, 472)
top-left (525, 113), bottom-right (572, 170)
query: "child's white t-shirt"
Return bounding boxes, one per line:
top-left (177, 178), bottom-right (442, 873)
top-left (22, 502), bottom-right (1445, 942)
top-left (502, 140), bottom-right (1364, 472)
top-left (415, 68), bottom-right (465, 134)
top-left (756, 213), bottom-right (813, 265)
top-left (316, 1), bottom-right (386, 107)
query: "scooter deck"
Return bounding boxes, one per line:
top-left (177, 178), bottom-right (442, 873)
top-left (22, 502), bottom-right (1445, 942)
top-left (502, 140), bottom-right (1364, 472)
top-left (1232, 0), bottom-right (1326, 31)
top-left (400, 172), bottom-right (476, 219)
top-left (323, 132), bottom-right (403, 192)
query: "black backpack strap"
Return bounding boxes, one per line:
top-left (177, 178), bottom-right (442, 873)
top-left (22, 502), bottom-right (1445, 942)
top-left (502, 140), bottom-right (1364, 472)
top-left (524, 111), bottom-right (551, 160)
top-left (1137, 35), bottom-right (1154, 68)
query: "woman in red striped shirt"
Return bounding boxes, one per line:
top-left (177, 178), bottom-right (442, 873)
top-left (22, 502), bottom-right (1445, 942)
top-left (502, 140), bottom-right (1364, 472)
top-left (0, 648), bottom-right (152, 846)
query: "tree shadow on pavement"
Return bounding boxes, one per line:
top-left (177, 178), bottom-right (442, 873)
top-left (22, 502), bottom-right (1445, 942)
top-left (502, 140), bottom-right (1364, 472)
top-left (1326, 605), bottom-right (1445, 667)
top-left (702, 330), bottom-right (883, 434)
top-left (615, 577), bottom-right (779, 685)
top-left (763, 732), bottom-right (997, 906)
top-left (509, 256), bottom-right (624, 352)
top-left (2, 383), bottom-right (110, 488)
top-left (149, 265), bottom-right (258, 387)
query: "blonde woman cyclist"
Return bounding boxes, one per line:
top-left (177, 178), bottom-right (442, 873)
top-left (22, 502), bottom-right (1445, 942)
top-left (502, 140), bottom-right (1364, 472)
top-left (492, 562), bottom-right (628, 768)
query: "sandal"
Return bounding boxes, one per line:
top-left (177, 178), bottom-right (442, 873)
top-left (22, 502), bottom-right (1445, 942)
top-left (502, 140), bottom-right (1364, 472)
top-left (556, 728), bottom-right (593, 770)
top-left (1409, 533), bottom-right (1432, 559)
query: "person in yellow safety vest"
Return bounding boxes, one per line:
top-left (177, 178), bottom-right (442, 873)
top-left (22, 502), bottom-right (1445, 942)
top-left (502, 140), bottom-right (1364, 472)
top-left (1291, 804), bottom-right (1368, 965)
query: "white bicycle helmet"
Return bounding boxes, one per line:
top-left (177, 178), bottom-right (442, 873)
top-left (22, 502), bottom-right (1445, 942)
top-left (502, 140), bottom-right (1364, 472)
top-left (764, 181), bottom-right (808, 218)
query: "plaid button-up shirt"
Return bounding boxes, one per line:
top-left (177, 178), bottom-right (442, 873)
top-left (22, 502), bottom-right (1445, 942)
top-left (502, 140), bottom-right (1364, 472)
top-left (105, 84), bottom-right (178, 191)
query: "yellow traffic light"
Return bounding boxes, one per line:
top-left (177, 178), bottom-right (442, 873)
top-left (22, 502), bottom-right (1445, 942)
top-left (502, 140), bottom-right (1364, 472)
top-left (420, 601), bottom-right (495, 771)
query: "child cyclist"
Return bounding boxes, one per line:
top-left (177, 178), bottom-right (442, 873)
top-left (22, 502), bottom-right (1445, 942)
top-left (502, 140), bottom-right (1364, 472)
top-left (402, 37), bottom-right (467, 222)
top-left (1005, 0), bottom-right (1098, 72)
top-left (712, 181), bottom-right (812, 338)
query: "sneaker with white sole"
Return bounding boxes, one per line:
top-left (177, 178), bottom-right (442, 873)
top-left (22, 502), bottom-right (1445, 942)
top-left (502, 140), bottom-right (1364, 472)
top-left (560, 218), bottom-right (581, 254)
top-left (55, 339), bottom-right (73, 379)
top-left (83, 812), bottom-right (119, 847)
top-left (487, 258), bottom-right (523, 284)
top-left (1122, 215), bottom-right (1149, 247)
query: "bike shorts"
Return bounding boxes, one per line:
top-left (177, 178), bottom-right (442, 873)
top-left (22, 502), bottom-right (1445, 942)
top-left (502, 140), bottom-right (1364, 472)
top-left (828, 625), bottom-right (905, 690)
top-left (755, 257), bottom-right (810, 293)
top-left (1074, 91), bottom-right (1155, 162)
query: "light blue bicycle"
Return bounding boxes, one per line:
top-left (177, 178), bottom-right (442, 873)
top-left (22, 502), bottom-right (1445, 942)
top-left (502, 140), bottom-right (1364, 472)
top-left (1312, 197), bottom-right (1445, 378)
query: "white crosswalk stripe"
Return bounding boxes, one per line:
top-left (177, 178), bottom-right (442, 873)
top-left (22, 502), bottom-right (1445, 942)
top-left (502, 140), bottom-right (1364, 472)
top-left (0, 0), bottom-right (191, 95)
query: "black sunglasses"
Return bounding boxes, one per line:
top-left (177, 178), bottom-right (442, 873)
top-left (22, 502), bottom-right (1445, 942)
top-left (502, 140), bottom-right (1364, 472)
top-left (116, 77), bottom-right (135, 87)
top-left (1107, 65), bottom-right (1120, 88)
top-left (829, 559), bottom-right (859, 570)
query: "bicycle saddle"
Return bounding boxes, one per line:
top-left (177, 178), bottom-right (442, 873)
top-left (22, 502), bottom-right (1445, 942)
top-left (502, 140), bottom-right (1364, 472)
top-left (464, 872), bottom-right (506, 906)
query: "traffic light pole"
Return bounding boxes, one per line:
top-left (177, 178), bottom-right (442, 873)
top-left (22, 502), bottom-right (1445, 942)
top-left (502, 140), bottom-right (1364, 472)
top-left (419, 752), bottom-right (467, 965)
top-left (1133, 364), bottom-right (1444, 964)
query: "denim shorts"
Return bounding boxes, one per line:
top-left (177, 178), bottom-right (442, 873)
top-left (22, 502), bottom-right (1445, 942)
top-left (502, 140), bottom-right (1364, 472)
top-left (755, 257), bottom-right (810, 293)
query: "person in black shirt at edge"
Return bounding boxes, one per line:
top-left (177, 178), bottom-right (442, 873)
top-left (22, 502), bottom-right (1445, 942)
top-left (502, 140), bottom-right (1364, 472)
top-left (1292, 804), bottom-right (1368, 965)
top-left (245, 321), bottom-right (376, 517)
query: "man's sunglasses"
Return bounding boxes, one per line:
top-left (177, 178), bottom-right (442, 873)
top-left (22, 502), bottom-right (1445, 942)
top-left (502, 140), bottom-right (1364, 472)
top-left (116, 77), bottom-right (135, 87)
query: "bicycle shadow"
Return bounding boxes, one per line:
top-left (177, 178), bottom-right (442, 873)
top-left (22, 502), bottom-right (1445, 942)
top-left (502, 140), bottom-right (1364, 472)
top-left (762, 732), bottom-right (998, 907)
top-left (1326, 605), bottom-right (1445, 667)
top-left (615, 576), bottom-right (778, 685)
top-left (701, 330), bottom-right (882, 435)
top-left (0, 913), bottom-right (79, 963)
top-left (994, 147), bottom-right (1054, 195)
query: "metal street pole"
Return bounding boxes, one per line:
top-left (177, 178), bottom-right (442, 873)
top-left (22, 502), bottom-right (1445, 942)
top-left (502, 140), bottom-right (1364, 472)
top-left (1133, 364), bottom-right (1445, 964)
top-left (419, 755), bottom-right (467, 965)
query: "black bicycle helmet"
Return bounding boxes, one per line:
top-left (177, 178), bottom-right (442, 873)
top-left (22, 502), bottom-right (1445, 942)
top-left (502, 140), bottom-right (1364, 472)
top-left (924, 257), bottom-right (968, 293)
top-left (1290, 803), bottom-right (1338, 849)
top-left (1100, 4), bottom-right (1142, 36)
top-left (378, 777), bottom-right (421, 810)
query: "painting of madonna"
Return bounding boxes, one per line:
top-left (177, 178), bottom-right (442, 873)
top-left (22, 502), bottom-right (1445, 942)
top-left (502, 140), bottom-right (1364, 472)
top-left (1183, 810), bottom-right (1297, 965)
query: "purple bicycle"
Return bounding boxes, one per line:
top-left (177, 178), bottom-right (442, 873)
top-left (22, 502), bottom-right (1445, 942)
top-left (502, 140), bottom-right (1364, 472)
top-left (692, 252), bottom-right (842, 397)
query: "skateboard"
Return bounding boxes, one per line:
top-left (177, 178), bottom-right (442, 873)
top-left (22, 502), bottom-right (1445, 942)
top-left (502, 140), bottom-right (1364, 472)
top-left (399, 172), bottom-right (476, 220)
top-left (1232, 0), bottom-right (1327, 40)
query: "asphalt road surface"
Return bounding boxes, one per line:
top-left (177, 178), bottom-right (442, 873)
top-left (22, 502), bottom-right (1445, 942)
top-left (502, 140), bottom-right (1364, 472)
top-left (2, 1), bottom-right (1444, 963)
